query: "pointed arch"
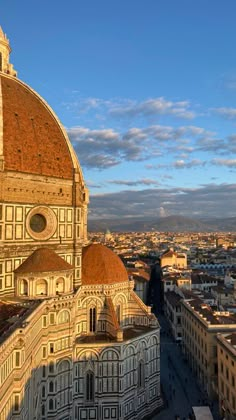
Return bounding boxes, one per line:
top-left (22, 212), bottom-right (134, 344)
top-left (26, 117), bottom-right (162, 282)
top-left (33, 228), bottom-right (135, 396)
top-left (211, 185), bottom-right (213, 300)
top-left (116, 304), bottom-right (121, 324)
top-left (138, 360), bottom-right (145, 388)
top-left (77, 350), bottom-right (99, 361)
top-left (149, 335), bottom-right (159, 346)
top-left (114, 293), bottom-right (127, 325)
top-left (42, 385), bottom-right (46, 398)
top-left (89, 306), bottom-right (96, 332)
top-left (85, 370), bottom-right (94, 401)
top-left (101, 348), bottom-right (119, 361)
top-left (113, 292), bottom-right (128, 306)
top-left (137, 339), bottom-right (148, 352)
top-left (58, 309), bottom-right (70, 324)
top-left (49, 381), bottom-right (54, 393)
top-left (124, 344), bottom-right (136, 358)
top-left (81, 295), bottom-right (104, 309)
top-left (57, 359), bottom-right (71, 372)
top-left (49, 398), bottom-right (54, 410)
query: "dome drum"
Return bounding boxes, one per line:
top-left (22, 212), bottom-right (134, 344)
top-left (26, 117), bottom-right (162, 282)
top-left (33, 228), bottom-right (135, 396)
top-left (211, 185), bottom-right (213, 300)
top-left (15, 272), bottom-right (73, 299)
top-left (14, 248), bottom-right (74, 299)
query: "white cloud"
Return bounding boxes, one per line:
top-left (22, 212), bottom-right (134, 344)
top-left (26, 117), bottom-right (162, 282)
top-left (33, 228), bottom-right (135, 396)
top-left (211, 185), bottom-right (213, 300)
top-left (67, 121), bottom-right (235, 170)
top-left (212, 158), bottom-right (236, 167)
top-left (89, 184), bottom-right (236, 219)
top-left (110, 97), bottom-right (196, 119)
top-left (64, 95), bottom-right (196, 121)
top-left (214, 107), bottom-right (236, 119)
top-left (107, 178), bottom-right (160, 186)
top-left (173, 159), bottom-right (205, 169)
top-left (67, 124), bottom-right (211, 169)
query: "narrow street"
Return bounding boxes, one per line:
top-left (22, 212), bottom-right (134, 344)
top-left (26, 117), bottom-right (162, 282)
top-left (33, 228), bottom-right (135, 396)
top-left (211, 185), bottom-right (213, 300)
top-left (150, 313), bottom-right (220, 420)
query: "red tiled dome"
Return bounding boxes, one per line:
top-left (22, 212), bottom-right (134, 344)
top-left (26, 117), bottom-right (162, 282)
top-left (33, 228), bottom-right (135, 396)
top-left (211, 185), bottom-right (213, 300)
top-left (1, 73), bottom-right (80, 179)
top-left (15, 248), bottom-right (73, 274)
top-left (82, 244), bottom-right (128, 285)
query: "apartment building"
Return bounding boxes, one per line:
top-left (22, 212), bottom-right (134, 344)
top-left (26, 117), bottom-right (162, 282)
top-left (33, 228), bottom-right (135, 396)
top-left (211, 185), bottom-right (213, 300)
top-left (161, 249), bottom-right (187, 269)
top-left (182, 298), bottom-right (236, 399)
top-left (217, 332), bottom-right (236, 419)
top-left (164, 291), bottom-right (183, 341)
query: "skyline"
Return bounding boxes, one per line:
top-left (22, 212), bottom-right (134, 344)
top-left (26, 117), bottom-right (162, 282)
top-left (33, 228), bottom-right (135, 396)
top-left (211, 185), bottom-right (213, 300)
top-left (2, 1), bottom-right (236, 219)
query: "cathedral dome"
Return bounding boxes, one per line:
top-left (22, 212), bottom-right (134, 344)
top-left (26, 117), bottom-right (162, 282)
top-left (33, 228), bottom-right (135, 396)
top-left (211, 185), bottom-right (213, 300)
top-left (0, 72), bottom-right (82, 180)
top-left (82, 243), bottom-right (129, 285)
top-left (14, 248), bottom-right (73, 274)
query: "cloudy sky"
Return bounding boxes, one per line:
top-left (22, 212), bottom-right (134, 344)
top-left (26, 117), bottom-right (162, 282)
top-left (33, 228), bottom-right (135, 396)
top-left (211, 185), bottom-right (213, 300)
top-left (2, 1), bottom-right (236, 219)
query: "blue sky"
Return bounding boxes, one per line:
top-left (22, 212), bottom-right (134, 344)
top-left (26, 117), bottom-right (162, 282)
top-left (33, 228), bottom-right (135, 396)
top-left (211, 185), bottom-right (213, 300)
top-left (2, 1), bottom-right (236, 219)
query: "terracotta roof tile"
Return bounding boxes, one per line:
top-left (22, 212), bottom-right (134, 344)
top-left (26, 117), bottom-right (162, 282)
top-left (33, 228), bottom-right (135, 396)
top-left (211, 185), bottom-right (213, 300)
top-left (1, 75), bottom-right (74, 179)
top-left (82, 243), bottom-right (128, 285)
top-left (162, 250), bottom-right (176, 258)
top-left (14, 248), bottom-right (73, 274)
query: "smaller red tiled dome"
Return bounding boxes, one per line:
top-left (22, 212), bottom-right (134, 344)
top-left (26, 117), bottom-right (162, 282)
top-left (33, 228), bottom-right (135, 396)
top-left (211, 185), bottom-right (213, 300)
top-left (15, 248), bottom-right (73, 274)
top-left (82, 244), bottom-right (128, 285)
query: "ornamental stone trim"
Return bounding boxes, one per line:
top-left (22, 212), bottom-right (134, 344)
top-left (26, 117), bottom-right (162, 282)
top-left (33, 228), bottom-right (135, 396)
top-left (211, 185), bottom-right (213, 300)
top-left (26, 206), bottom-right (57, 241)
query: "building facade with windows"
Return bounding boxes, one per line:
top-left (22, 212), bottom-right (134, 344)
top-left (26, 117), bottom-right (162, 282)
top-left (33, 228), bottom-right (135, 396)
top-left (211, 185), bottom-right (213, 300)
top-left (181, 298), bottom-right (236, 399)
top-left (160, 249), bottom-right (187, 269)
top-left (217, 332), bottom-right (236, 419)
top-left (164, 290), bottom-right (183, 341)
top-left (0, 27), bottom-right (161, 420)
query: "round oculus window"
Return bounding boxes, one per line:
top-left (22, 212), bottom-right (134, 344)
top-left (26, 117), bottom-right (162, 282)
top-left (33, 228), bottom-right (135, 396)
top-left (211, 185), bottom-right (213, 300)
top-left (30, 214), bottom-right (47, 233)
top-left (26, 206), bottom-right (57, 240)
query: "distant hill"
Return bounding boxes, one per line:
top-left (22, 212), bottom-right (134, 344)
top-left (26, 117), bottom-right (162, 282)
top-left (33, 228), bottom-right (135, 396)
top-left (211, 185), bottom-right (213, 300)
top-left (88, 215), bottom-right (236, 233)
top-left (200, 217), bottom-right (236, 232)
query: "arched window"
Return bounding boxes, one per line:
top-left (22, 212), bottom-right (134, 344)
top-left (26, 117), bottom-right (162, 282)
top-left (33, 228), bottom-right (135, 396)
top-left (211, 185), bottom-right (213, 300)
top-left (42, 385), bottom-right (45, 398)
top-left (49, 362), bottom-right (54, 373)
top-left (14, 395), bottom-right (19, 412)
top-left (86, 371), bottom-right (94, 401)
top-left (49, 381), bottom-right (54, 393)
top-left (42, 404), bottom-right (45, 416)
top-left (138, 360), bottom-right (145, 388)
top-left (116, 305), bottom-right (121, 324)
top-left (58, 310), bottom-right (70, 324)
top-left (58, 359), bottom-right (70, 373)
top-left (49, 399), bottom-right (54, 410)
top-left (20, 279), bottom-right (28, 295)
top-left (57, 360), bottom-right (70, 407)
top-left (89, 307), bottom-right (96, 332)
top-left (36, 279), bottom-right (48, 296)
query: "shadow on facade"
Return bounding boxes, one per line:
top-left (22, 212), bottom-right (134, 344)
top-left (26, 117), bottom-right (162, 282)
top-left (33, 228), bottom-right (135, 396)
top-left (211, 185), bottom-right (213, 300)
top-left (147, 259), bottom-right (163, 314)
top-left (3, 311), bottom-right (161, 420)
